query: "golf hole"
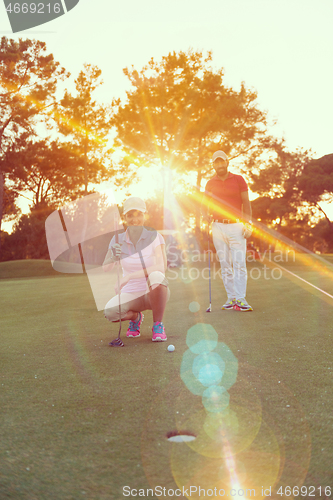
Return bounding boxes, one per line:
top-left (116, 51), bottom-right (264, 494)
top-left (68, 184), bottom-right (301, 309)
top-left (166, 431), bottom-right (197, 443)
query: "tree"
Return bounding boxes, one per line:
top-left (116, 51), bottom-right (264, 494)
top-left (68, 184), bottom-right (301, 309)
top-left (0, 36), bottom-right (68, 254)
top-left (250, 144), bottom-right (333, 233)
top-left (248, 139), bottom-right (312, 226)
top-left (3, 139), bottom-right (94, 209)
top-left (1, 184), bottom-right (20, 222)
top-left (112, 50), bottom-right (268, 189)
top-left (248, 141), bottom-right (333, 251)
top-left (1, 201), bottom-right (53, 261)
top-left (311, 218), bottom-right (333, 253)
top-left (111, 50), bottom-right (269, 241)
top-left (298, 153), bottom-right (333, 219)
top-left (56, 63), bottom-right (113, 195)
top-left (298, 153), bottom-right (333, 248)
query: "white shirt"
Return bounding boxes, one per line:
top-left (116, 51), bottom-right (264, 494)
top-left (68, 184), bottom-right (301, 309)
top-left (108, 227), bottom-right (165, 293)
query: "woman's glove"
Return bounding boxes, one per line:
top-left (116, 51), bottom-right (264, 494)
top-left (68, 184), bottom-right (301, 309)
top-left (110, 243), bottom-right (122, 261)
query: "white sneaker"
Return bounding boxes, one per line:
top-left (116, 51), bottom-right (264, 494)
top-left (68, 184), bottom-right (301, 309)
top-left (234, 299), bottom-right (253, 312)
top-left (221, 299), bottom-right (236, 310)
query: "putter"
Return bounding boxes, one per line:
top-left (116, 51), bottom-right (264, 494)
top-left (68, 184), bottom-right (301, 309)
top-left (206, 227), bottom-right (212, 313)
top-left (109, 218), bottom-right (124, 347)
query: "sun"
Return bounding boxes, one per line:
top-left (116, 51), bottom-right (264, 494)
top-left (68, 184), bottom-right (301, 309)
top-left (131, 163), bottom-right (166, 198)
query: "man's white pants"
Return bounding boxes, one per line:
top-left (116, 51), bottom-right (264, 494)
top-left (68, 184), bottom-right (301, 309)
top-left (212, 222), bottom-right (247, 300)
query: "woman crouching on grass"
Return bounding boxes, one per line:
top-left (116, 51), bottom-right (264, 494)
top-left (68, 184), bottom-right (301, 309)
top-left (103, 197), bottom-right (169, 342)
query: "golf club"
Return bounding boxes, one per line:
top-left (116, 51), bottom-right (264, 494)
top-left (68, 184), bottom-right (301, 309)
top-left (206, 224), bottom-right (212, 312)
top-left (139, 248), bottom-right (151, 290)
top-left (109, 217), bottom-right (124, 347)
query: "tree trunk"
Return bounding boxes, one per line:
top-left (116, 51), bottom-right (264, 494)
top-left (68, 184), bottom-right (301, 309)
top-left (196, 169), bottom-right (202, 191)
top-left (316, 203), bottom-right (333, 232)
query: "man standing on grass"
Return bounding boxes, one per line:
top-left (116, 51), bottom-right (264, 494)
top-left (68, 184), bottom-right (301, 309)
top-left (202, 150), bottom-right (253, 311)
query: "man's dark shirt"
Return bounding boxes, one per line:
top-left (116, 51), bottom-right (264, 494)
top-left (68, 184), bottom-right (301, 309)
top-left (204, 172), bottom-right (248, 220)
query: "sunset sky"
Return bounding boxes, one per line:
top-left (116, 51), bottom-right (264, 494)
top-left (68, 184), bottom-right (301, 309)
top-left (2, 0), bottom-right (333, 228)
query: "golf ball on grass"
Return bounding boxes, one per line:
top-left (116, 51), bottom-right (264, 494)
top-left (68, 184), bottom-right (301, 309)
top-left (168, 345), bottom-right (175, 352)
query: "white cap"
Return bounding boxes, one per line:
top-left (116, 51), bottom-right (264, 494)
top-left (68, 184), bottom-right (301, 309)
top-left (212, 150), bottom-right (228, 162)
top-left (123, 196), bottom-right (146, 215)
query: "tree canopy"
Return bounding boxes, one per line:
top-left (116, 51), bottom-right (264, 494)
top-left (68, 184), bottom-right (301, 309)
top-left (248, 141), bottom-right (333, 249)
top-left (298, 153), bottom-right (333, 206)
top-left (56, 63), bottom-right (113, 194)
top-left (0, 36), bottom-right (68, 252)
top-left (1, 42), bottom-right (333, 260)
top-left (0, 37), bottom-right (67, 147)
top-left (112, 50), bottom-right (268, 188)
top-left (3, 139), bottom-right (86, 208)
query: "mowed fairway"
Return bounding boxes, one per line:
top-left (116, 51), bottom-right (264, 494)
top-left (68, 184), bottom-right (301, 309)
top-left (1, 256), bottom-right (333, 500)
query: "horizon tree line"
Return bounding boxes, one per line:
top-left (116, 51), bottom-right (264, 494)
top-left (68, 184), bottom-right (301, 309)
top-left (0, 37), bottom-right (332, 261)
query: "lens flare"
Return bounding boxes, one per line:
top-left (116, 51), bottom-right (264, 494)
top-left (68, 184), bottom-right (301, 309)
top-left (189, 301), bottom-right (201, 313)
top-left (141, 365), bottom-right (311, 498)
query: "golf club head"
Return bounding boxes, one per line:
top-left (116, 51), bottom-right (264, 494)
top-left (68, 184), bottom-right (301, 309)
top-left (206, 306), bottom-right (212, 313)
top-left (109, 338), bottom-right (124, 347)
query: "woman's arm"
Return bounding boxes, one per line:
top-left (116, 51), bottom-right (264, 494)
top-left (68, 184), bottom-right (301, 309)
top-left (156, 243), bottom-right (167, 272)
top-left (102, 249), bottom-right (115, 272)
top-left (102, 243), bottom-right (122, 272)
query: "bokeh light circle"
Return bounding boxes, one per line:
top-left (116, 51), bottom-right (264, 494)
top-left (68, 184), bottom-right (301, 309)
top-left (141, 364), bottom-right (311, 499)
top-left (189, 301), bottom-right (200, 313)
top-left (198, 364), bottom-right (223, 387)
top-left (186, 323), bottom-right (218, 354)
top-left (202, 385), bottom-right (230, 412)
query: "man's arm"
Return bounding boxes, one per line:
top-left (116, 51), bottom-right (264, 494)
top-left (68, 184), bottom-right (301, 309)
top-left (241, 191), bottom-right (252, 222)
top-left (241, 191), bottom-right (253, 239)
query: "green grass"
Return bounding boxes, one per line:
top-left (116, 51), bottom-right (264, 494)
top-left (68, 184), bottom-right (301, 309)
top-left (0, 257), bottom-right (333, 499)
top-left (0, 259), bottom-right (66, 280)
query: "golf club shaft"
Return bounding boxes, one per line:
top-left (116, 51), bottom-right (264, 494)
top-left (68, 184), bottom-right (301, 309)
top-left (208, 238), bottom-right (211, 303)
top-left (138, 250), bottom-right (151, 290)
top-left (115, 217), bottom-right (122, 338)
top-left (208, 225), bottom-right (212, 310)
